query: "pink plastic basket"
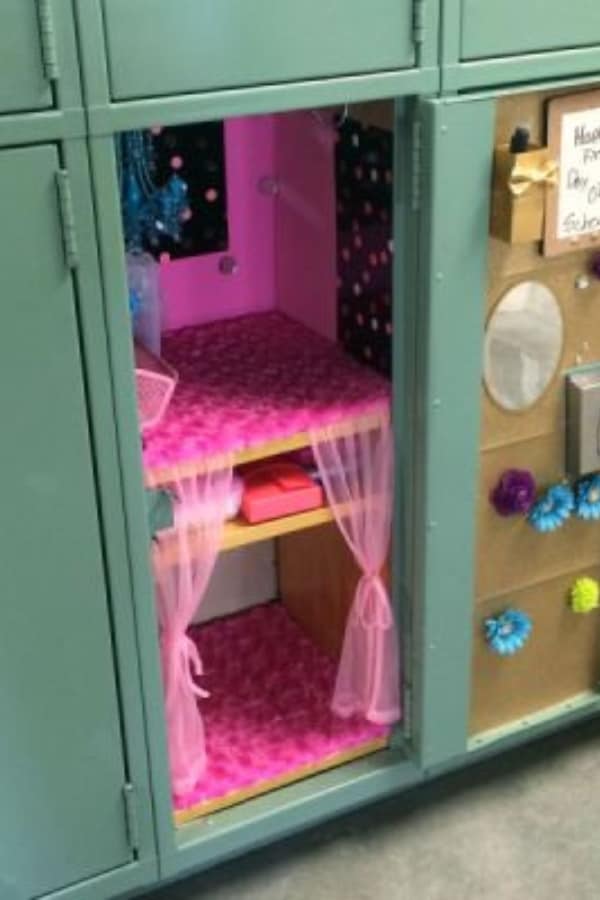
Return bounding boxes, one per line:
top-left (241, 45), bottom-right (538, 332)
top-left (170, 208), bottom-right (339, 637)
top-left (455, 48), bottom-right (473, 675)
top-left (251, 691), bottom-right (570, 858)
top-left (134, 342), bottom-right (178, 431)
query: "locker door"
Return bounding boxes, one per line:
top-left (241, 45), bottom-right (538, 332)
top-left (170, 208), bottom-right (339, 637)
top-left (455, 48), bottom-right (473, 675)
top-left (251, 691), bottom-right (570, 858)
top-left (0, 1), bottom-right (53, 114)
top-left (102, 0), bottom-right (416, 100)
top-left (0, 145), bottom-right (132, 898)
top-left (461, 0), bottom-right (600, 59)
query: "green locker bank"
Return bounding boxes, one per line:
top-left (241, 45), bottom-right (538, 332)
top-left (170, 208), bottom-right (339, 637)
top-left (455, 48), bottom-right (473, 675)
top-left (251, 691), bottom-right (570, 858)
top-left (3, 2), bottom-right (600, 898)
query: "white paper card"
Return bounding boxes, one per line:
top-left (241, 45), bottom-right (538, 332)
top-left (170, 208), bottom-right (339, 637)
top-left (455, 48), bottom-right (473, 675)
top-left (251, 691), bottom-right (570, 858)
top-left (557, 107), bottom-right (600, 240)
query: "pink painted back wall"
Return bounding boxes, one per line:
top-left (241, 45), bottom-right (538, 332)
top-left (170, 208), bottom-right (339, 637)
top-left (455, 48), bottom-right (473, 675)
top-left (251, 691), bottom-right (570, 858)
top-left (275, 111), bottom-right (337, 340)
top-left (159, 112), bottom-right (337, 340)
top-left (161, 116), bottom-right (277, 331)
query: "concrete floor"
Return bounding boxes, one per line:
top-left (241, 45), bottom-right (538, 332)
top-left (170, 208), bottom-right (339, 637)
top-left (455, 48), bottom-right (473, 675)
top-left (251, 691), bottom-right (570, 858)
top-left (148, 718), bottom-right (600, 900)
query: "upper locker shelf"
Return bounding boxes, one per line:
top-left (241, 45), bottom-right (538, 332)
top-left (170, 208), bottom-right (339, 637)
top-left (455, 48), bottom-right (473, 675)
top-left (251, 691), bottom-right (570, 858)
top-left (101, 0), bottom-right (417, 101)
top-left (142, 311), bottom-right (390, 488)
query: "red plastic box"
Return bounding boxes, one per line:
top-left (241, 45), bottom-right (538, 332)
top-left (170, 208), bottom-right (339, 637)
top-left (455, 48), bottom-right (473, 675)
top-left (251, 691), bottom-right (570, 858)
top-left (240, 461), bottom-right (324, 524)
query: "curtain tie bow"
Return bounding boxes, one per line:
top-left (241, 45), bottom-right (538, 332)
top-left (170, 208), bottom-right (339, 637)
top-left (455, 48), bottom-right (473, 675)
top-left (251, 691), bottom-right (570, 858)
top-left (164, 631), bottom-right (210, 701)
top-left (355, 572), bottom-right (393, 630)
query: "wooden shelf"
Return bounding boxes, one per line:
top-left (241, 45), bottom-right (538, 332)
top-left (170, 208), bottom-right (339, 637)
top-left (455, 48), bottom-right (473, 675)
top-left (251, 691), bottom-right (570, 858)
top-left (145, 433), bottom-right (311, 489)
top-left (222, 506), bottom-right (334, 551)
top-left (155, 504), bottom-right (335, 568)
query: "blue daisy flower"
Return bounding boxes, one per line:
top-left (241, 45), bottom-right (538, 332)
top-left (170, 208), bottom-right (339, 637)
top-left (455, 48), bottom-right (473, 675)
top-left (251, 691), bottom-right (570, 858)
top-left (575, 474), bottom-right (600, 521)
top-left (485, 609), bottom-right (532, 656)
top-left (527, 484), bottom-right (574, 533)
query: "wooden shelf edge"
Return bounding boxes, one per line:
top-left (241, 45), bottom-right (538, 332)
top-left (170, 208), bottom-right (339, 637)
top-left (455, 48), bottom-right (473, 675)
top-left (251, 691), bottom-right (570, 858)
top-left (154, 505), bottom-right (335, 569)
top-left (222, 506), bottom-right (334, 551)
top-left (173, 736), bottom-right (389, 826)
top-left (145, 432), bottom-right (311, 489)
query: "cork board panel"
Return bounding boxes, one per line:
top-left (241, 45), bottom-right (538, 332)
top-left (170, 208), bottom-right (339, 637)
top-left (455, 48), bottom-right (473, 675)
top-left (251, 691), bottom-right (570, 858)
top-left (495, 93), bottom-right (551, 147)
top-left (470, 567), bottom-right (600, 735)
top-left (476, 433), bottom-right (600, 599)
top-left (493, 88), bottom-right (600, 278)
top-left (481, 263), bottom-right (600, 451)
top-left (482, 90), bottom-right (600, 451)
top-left (494, 87), bottom-right (600, 149)
top-left (488, 238), bottom-right (589, 294)
top-left (278, 522), bottom-right (390, 660)
top-left (490, 89), bottom-right (595, 284)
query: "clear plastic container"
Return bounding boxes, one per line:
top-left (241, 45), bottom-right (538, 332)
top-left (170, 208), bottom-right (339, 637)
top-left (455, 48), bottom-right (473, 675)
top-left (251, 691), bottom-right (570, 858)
top-left (127, 251), bottom-right (162, 355)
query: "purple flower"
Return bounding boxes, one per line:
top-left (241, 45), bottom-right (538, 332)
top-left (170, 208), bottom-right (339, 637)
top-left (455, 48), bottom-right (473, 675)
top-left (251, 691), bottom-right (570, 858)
top-left (491, 469), bottom-right (537, 516)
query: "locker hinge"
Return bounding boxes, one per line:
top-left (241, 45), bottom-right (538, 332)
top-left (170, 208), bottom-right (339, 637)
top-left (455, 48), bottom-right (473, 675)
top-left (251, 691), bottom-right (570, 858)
top-left (37, 0), bottom-right (60, 84)
top-left (412, 0), bottom-right (426, 46)
top-left (122, 783), bottom-right (140, 855)
top-left (411, 118), bottom-right (423, 213)
top-left (56, 170), bottom-right (80, 270)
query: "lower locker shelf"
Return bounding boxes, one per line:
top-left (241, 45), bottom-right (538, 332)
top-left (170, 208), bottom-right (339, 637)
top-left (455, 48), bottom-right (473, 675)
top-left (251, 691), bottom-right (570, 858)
top-left (174, 602), bottom-right (390, 825)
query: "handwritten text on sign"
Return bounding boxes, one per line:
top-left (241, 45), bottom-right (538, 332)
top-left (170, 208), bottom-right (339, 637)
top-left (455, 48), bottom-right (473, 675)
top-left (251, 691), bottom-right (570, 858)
top-left (545, 90), bottom-right (600, 256)
top-left (558, 106), bottom-right (600, 239)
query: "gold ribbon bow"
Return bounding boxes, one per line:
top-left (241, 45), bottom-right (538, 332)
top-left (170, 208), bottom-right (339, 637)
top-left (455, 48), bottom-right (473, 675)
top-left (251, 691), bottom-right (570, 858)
top-left (508, 159), bottom-right (559, 197)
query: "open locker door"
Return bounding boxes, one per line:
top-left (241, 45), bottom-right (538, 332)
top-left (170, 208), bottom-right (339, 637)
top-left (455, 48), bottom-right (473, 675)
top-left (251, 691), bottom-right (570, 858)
top-left (409, 96), bottom-right (494, 767)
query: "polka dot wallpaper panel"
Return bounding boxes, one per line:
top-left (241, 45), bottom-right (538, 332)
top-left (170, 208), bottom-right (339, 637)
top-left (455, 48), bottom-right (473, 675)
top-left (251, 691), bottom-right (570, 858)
top-left (146, 121), bottom-right (229, 262)
top-left (336, 118), bottom-right (393, 379)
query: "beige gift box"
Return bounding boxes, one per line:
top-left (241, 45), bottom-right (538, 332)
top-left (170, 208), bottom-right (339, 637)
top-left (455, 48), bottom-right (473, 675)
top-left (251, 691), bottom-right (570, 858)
top-left (490, 144), bottom-right (558, 244)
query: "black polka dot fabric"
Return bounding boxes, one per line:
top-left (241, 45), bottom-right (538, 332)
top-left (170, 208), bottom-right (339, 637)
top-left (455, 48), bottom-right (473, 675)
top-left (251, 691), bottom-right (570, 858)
top-left (146, 121), bottom-right (228, 261)
top-left (336, 118), bottom-right (393, 378)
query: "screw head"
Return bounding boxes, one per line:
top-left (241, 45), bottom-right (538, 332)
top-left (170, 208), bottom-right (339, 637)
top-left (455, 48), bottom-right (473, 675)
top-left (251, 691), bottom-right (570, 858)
top-left (219, 255), bottom-right (238, 275)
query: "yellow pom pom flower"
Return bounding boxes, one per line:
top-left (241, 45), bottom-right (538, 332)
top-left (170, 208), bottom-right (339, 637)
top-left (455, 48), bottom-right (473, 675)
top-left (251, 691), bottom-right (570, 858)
top-left (570, 577), bottom-right (600, 614)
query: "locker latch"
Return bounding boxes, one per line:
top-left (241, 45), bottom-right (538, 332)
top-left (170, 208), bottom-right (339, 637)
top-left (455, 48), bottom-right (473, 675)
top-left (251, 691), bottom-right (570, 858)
top-left (123, 783), bottom-right (141, 856)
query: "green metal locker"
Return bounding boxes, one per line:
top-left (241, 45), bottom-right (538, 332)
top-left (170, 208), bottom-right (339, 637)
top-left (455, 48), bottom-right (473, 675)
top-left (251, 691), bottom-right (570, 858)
top-left (0, 1), bottom-right (58, 114)
top-left (100, 0), bottom-right (420, 100)
top-left (3, 2), bottom-right (600, 899)
top-left (461, 0), bottom-right (600, 60)
top-left (0, 144), bottom-right (133, 898)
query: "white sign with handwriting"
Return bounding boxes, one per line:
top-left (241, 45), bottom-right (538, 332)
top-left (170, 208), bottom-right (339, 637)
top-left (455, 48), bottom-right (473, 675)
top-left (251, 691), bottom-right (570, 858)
top-left (545, 90), bottom-right (600, 256)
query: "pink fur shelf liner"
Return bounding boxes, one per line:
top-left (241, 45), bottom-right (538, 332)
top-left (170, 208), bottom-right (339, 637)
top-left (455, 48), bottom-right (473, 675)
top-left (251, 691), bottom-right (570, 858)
top-left (175, 603), bottom-right (391, 813)
top-left (142, 312), bottom-right (390, 473)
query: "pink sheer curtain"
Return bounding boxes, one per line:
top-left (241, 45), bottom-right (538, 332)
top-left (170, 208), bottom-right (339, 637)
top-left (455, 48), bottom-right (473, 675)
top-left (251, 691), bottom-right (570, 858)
top-left (310, 418), bottom-right (400, 725)
top-left (152, 461), bottom-right (233, 797)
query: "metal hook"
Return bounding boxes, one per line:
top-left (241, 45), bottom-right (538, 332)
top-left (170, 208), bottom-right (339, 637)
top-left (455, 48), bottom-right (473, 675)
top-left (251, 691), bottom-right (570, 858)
top-left (310, 103), bottom-right (349, 130)
top-left (333, 103), bottom-right (350, 129)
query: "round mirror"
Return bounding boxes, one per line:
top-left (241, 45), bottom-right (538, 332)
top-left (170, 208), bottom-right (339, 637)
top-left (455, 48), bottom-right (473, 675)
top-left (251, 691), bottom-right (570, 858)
top-left (484, 281), bottom-right (563, 411)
